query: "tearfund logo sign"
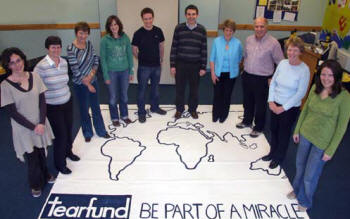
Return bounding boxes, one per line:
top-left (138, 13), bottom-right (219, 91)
top-left (40, 194), bottom-right (131, 219)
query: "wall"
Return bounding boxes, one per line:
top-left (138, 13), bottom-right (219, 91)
top-left (220, 0), bottom-right (328, 47)
top-left (0, 0), bottom-right (115, 58)
top-left (179, 0), bottom-right (219, 30)
top-left (0, 0), bottom-right (328, 59)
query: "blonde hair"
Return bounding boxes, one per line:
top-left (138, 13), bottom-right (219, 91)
top-left (285, 36), bottom-right (305, 53)
top-left (222, 19), bottom-right (236, 32)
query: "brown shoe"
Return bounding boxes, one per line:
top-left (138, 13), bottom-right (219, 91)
top-left (190, 111), bottom-right (198, 119)
top-left (287, 191), bottom-right (296, 200)
top-left (47, 175), bottom-right (56, 184)
top-left (112, 120), bottom-right (120, 127)
top-left (250, 130), bottom-right (261, 138)
top-left (236, 122), bottom-right (251, 129)
top-left (122, 118), bottom-right (132, 124)
top-left (298, 204), bottom-right (307, 212)
top-left (174, 111), bottom-right (182, 119)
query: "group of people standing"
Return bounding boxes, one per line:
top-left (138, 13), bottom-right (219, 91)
top-left (236, 16), bottom-right (350, 212)
top-left (234, 16), bottom-right (350, 211)
top-left (1, 4), bottom-right (350, 213)
top-left (0, 6), bottom-right (171, 198)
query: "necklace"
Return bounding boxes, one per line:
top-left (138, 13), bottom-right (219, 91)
top-left (225, 37), bottom-right (231, 50)
top-left (74, 40), bottom-right (86, 49)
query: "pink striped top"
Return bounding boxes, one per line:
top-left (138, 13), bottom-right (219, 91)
top-left (244, 34), bottom-right (284, 76)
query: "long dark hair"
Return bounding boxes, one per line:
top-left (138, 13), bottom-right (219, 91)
top-left (105, 15), bottom-right (124, 37)
top-left (1, 47), bottom-right (28, 75)
top-left (314, 59), bottom-right (343, 98)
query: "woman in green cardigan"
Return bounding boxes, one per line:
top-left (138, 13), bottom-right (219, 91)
top-left (288, 60), bottom-right (350, 212)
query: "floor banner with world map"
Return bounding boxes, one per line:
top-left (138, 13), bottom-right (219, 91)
top-left (39, 105), bottom-right (308, 219)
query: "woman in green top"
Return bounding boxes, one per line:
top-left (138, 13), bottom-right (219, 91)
top-left (100, 15), bottom-right (134, 127)
top-left (288, 60), bottom-right (350, 211)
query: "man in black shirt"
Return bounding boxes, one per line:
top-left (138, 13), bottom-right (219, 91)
top-left (132, 7), bottom-right (166, 123)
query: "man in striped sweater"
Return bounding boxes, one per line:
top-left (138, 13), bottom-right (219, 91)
top-left (170, 4), bottom-right (207, 119)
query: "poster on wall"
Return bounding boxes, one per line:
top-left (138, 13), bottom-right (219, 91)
top-left (255, 0), bottom-right (301, 22)
top-left (322, 0), bottom-right (350, 49)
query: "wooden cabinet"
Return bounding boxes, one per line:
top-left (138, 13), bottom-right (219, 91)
top-left (300, 48), bottom-right (321, 108)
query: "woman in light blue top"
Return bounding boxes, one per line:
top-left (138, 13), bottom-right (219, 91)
top-left (262, 36), bottom-right (310, 169)
top-left (210, 19), bottom-right (243, 123)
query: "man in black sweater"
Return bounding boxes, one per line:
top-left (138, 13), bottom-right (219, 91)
top-left (170, 4), bottom-right (207, 119)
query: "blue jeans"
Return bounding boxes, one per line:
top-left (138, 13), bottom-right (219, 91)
top-left (73, 80), bottom-right (107, 138)
top-left (107, 70), bottom-right (129, 121)
top-left (292, 135), bottom-right (326, 209)
top-left (137, 65), bottom-right (161, 115)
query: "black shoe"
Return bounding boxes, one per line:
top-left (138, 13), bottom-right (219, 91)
top-left (122, 118), bottom-right (132, 124)
top-left (219, 116), bottom-right (227, 123)
top-left (67, 153), bottom-right (80, 161)
top-left (174, 111), bottom-right (182, 119)
top-left (212, 116), bottom-right (219, 122)
top-left (139, 115), bottom-right (146, 123)
top-left (59, 167), bottom-right (72, 175)
top-left (103, 133), bottom-right (111, 139)
top-left (151, 108), bottom-right (167, 115)
top-left (269, 160), bottom-right (279, 169)
top-left (85, 137), bottom-right (91, 142)
top-left (261, 155), bottom-right (272, 161)
top-left (190, 111), bottom-right (198, 119)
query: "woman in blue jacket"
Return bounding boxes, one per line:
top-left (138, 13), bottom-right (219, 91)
top-left (210, 19), bottom-right (243, 123)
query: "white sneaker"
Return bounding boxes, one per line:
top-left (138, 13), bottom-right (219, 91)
top-left (31, 189), bottom-right (41, 198)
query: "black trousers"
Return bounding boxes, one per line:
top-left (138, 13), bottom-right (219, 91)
top-left (269, 104), bottom-right (299, 163)
top-left (47, 97), bottom-right (73, 171)
top-left (212, 73), bottom-right (236, 121)
top-left (242, 71), bottom-right (269, 132)
top-left (175, 61), bottom-right (201, 113)
top-left (25, 147), bottom-right (50, 190)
